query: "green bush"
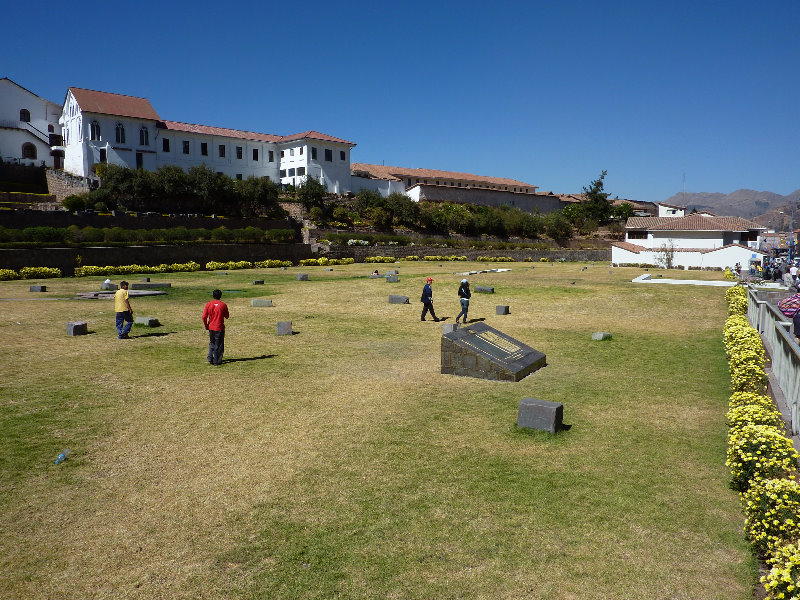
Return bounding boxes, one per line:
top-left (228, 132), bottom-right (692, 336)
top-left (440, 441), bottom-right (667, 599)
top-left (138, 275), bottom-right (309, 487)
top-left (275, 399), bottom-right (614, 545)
top-left (727, 424), bottom-right (799, 493)
top-left (364, 256), bottom-right (396, 263)
top-left (266, 229), bottom-right (296, 244)
top-left (19, 266), bottom-right (61, 279)
top-left (743, 477), bottom-right (800, 558)
top-left (0, 268), bottom-right (19, 280)
top-left (62, 194), bottom-right (87, 212)
top-left (205, 260), bottom-right (253, 270)
top-left (253, 259), bottom-right (292, 268)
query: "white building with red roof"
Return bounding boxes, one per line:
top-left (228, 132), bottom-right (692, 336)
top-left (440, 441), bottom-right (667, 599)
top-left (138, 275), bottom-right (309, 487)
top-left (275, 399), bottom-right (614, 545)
top-left (611, 213), bottom-right (768, 269)
top-left (0, 78), bottom-right (63, 168)
top-left (59, 87), bottom-right (355, 192)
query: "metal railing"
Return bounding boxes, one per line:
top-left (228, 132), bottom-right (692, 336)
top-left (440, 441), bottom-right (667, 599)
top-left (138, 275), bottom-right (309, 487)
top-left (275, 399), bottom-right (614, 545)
top-left (748, 286), bottom-right (800, 434)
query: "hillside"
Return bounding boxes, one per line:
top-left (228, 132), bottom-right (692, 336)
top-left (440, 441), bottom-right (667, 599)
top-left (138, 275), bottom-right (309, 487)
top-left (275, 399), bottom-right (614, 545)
top-left (662, 189), bottom-right (800, 225)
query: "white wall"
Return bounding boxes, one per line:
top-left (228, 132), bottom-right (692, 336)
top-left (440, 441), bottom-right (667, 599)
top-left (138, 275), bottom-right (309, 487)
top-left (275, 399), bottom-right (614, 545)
top-left (0, 79), bottom-right (62, 167)
top-left (350, 175), bottom-right (407, 197)
top-left (298, 142), bottom-right (352, 193)
top-left (612, 243), bottom-right (766, 270)
top-left (657, 205), bottom-right (685, 217)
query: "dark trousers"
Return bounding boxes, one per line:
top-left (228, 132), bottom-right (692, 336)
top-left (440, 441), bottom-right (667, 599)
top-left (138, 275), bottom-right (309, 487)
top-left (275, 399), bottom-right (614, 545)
top-left (208, 329), bottom-right (225, 365)
top-left (794, 312), bottom-right (800, 339)
top-left (421, 302), bottom-right (437, 321)
top-left (115, 311), bottom-right (133, 338)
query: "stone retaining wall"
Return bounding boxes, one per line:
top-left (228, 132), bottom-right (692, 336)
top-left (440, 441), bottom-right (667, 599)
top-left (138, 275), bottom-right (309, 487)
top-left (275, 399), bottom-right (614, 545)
top-left (323, 245), bottom-right (610, 263)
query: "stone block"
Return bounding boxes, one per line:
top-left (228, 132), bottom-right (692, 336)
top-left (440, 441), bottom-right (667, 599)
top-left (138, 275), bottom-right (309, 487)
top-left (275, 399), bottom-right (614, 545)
top-left (100, 282), bottom-right (118, 291)
top-left (386, 275), bottom-right (400, 283)
top-left (141, 277), bottom-right (150, 282)
top-left (130, 282), bottom-right (171, 289)
top-left (66, 321), bottom-right (88, 336)
top-left (253, 280), bottom-right (264, 285)
top-left (325, 268), bottom-right (333, 271)
top-left (252, 298), bottom-right (274, 307)
top-left (441, 323), bottom-right (459, 334)
top-left (385, 270), bottom-right (398, 275)
top-left (475, 286), bottom-right (494, 293)
top-left (297, 273), bottom-right (309, 281)
top-left (276, 321), bottom-right (293, 335)
top-left (496, 305), bottom-right (510, 315)
top-left (518, 398), bottom-right (563, 434)
top-left (591, 331), bottom-right (612, 341)
top-left (388, 295), bottom-right (409, 304)
top-left (29, 285), bottom-right (47, 292)
top-left (134, 316), bottom-right (160, 327)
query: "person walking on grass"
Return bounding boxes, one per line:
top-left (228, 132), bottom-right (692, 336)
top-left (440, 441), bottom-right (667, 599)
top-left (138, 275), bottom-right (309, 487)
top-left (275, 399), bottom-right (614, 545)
top-left (420, 277), bottom-right (439, 322)
top-left (114, 281), bottom-right (133, 339)
top-left (456, 278), bottom-right (471, 324)
top-left (202, 289), bottom-right (230, 365)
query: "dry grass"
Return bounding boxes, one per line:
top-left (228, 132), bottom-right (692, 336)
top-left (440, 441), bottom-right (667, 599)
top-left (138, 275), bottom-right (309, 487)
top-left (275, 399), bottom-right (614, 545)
top-left (0, 263), bottom-right (755, 599)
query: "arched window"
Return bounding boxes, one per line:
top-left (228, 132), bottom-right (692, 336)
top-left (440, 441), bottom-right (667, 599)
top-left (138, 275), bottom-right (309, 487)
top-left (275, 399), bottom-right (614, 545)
top-left (48, 124), bottom-right (54, 133)
top-left (139, 126), bottom-right (149, 146)
top-left (90, 120), bottom-right (101, 141)
top-left (116, 123), bottom-right (126, 144)
top-left (22, 143), bottom-right (37, 159)
top-left (19, 109), bottom-right (30, 122)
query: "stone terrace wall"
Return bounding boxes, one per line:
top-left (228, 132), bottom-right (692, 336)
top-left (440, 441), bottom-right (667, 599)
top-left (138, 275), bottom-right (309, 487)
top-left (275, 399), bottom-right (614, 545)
top-left (0, 243), bottom-right (313, 274)
top-left (45, 170), bottom-right (92, 202)
top-left (324, 245), bottom-right (610, 263)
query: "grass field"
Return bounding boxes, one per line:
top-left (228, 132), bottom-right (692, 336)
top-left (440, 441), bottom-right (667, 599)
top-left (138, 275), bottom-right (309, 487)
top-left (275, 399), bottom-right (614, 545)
top-left (0, 262), bottom-right (756, 599)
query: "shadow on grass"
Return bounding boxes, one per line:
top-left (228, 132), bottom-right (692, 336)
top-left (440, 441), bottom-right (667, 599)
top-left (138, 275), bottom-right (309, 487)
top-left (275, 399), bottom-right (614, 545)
top-left (220, 354), bottom-right (277, 364)
top-left (131, 331), bottom-right (177, 339)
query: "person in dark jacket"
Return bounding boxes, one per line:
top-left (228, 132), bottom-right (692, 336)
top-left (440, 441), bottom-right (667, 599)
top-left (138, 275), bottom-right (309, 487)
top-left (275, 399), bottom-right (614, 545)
top-left (420, 277), bottom-right (439, 321)
top-left (456, 278), bottom-right (471, 324)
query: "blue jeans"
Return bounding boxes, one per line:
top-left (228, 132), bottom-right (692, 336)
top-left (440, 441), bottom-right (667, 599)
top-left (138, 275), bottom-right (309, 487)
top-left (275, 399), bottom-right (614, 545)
top-left (115, 311), bottom-right (133, 338)
top-left (208, 329), bottom-right (225, 365)
top-left (456, 298), bottom-right (469, 322)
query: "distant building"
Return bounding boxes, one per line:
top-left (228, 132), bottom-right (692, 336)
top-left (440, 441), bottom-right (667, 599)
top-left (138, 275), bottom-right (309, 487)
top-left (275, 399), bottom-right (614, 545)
top-left (611, 214), bottom-right (768, 269)
top-left (0, 78), bottom-right (63, 168)
top-left (59, 87), bottom-right (355, 192)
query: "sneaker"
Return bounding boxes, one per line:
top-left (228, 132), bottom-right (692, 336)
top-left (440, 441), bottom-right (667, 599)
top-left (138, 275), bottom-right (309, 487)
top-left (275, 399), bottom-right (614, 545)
top-left (120, 333), bottom-right (130, 339)
top-left (433, 318), bottom-right (440, 322)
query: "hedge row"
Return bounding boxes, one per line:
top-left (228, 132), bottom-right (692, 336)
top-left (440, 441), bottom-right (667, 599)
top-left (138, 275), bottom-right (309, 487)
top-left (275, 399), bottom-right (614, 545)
top-left (723, 285), bottom-right (800, 598)
top-left (0, 267), bottom-right (62, 280)
top-left (298, 257), bottom-right (355, 266)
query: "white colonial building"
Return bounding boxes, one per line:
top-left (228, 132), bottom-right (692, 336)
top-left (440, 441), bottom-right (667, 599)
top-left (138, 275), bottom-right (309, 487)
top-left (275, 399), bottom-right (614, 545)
top-left (611, 211), bottom-right (768, 269)
top-left (0, 78), bottom-right (63, 168)
top-left (60, 87), bottom-right (355, 192)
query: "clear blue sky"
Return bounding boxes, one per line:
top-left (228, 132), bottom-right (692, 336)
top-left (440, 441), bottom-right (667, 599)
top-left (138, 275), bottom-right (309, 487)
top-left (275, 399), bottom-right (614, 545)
top-left (4, 1), bottom-right (798, 202)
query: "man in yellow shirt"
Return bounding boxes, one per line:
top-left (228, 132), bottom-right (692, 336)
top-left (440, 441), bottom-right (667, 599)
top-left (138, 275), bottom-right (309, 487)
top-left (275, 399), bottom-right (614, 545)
top-left (114, 281), bottom-right (134, 339)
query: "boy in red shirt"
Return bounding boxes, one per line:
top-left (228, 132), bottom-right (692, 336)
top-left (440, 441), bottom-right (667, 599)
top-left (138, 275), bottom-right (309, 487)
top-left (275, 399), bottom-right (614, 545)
top-left (202, 289), bottom-right (230, 365)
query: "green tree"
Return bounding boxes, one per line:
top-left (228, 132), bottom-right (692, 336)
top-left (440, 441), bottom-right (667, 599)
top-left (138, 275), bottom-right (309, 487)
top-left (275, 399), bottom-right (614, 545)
top-left (297, 176), bottom-right (326, 211)
top-left (62, 194), bottom-right (87, 212)
top-left (237, 176), bottom-right (280, 217)
top-left (581, 170), bottom-right (612, 224)
top-left (611, 201), bottom-right (634, 221)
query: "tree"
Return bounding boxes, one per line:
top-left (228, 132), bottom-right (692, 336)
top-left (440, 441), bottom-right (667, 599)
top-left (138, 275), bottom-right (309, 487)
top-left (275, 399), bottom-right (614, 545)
top-left (611, 201), bottom-right (634, 222)
top-left (655, 242), bottom-right (676, 269)
top-left (297, 176), bottom-right (326, 211)
top-left (581, 170), bottom-right (612, 224)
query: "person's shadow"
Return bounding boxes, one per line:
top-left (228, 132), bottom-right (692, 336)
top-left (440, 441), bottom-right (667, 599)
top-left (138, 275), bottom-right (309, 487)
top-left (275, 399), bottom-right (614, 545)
top-left (220, 354), bottom-right (276, 364)
top-left (131, 331), bottom-right (176, 338)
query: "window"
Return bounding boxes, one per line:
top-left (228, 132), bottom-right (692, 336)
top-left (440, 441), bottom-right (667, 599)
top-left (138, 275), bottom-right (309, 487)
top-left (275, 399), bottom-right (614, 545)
top-left (299, 147), bottom-right (303, 155)
top-left (311, 147), bottom-right (317, 160)
top-left (236, 146), bottom-right (243, 159)
top-left (219, 144), bottom-right (225, 158)
top-left (252, 148), bottom-right (258, 161)
top-left (324, 149), bottom-right (332, 162)
top-left (48, 125), bottom-right (54, 133)
top-left (139, 126), bottom-right (149, 146)
top-left (290, 148), bottom-right (294, 156)
top-left (136, 152), bottom-right (143, 169)
top-left (99, 148), bottom-right (107, 163)
top-left (288, 168), bottom-right (295, 177)
top-left (279, 169), bottom-right (286, 177)
top-left (183, 140), bottom-right (190, 154)
top-left (90, 120), bottom-right (101, 141)
top-left (628, 231), bottom-right (647, 239)
top-left (19, 109), bottom-right (30, 122)
top-left (268, 150), bottom-right (274, 162)
top-left (297, 167), bottom-right (305, 176)
top-left (162, 138), bottom-right (170, 152)
top-left (280, 150), bottom-right (284, 158)
top-left (21, 143), bottom-right (36, 159)
top-left (236, 174), bottom-right (242, 180)
top-left (340, 150), bottom-right (345, 161)
top-left (115, 123), bottom-right (126, 144)
top-left (201, 142), bottom-right (208, 156)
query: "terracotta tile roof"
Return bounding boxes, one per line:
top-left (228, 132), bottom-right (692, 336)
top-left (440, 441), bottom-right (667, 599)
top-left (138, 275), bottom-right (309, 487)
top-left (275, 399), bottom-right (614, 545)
top-left (163, 120), bottom-right (282, 143)
top-left (279, 130), bottom-right (355, 146)
top-left (351, 163), bottom-right (537, 190)
top-left (611, 241), bottom-right (646, 253)
top-left (658, 202), bottom-right (686, 210)
top-left (625, 214), bottom-right (766, 232)
top-left (69, 87), bottom-right (161, 121)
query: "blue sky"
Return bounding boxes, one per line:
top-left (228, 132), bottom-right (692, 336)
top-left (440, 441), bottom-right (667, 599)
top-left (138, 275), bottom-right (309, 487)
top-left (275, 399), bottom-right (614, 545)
top-left (4, 1), bottom-right (798, 202)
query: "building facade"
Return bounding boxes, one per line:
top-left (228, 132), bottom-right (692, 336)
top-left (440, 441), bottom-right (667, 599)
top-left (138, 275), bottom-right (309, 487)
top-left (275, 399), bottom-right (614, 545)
top-left (60, 87), bottom-right (355, 193)
top-left (0, 78), bottom-right (63, 168)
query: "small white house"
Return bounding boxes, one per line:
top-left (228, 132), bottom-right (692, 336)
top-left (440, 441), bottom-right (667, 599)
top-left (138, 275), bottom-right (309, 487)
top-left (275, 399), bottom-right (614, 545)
top-left (657, 202), bottom-right (686, 217)
top-left (0, 78), bottom-right (63, 168)
top-left (611, 214), bottom-right (768, 269)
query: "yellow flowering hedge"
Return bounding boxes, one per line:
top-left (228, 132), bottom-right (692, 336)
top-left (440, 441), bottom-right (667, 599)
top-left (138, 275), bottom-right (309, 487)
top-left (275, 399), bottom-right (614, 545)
top-left (401, 255), bottom-right (420, 261)
top-left (422, 255), bottom-right (467, 261)
top-left (476, 256), bottom-right (514, 262)
top-left (364, 256), bottom-right (396, 263)
top-left (724, 267), bottom-right (738, 280)
top-left (0, 269), bottom-right (18, 281)
top-left (205, 261), bottom-right (253, 270)
top-left (728, 295), bottom-right (748, 315)
top-left (725, 285), bottom-right (747, 304)
top-left (743, 477), bottom-right (800, 557)
top-left (253, 260), bottom-right (292, 268)
top-left (727, 425), bottom-right (799, 493)
top-left (299, 257), bottom-right (355, 266)
top-left (762, 540), bottom-right (800, 598)
top-left (730, 392), bottom-right (777, 412)
top-left (727, 404), bottom-right (785, 434)
top-left (75, 262), bottom-right (201, 276)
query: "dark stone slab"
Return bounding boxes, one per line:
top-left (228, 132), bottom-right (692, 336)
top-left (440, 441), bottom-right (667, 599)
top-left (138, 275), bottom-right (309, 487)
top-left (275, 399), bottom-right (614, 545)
top-left (134, 316), bottom-right (160, 327)
top-left (130, 282), bottom-right (171, 289)
top-left (276, 321), bottom-right (293, 335)
top-left (66, 321), bottom-right (88, 336)
top-left (100, 282), bottom-right (118, 290)
top-left (29, 285), bottom-right (47, 292)
top-left (496, 305), bottom-right (510, 315)
top-left (385, 270), bottom-right (398, 275)
top-left (252, 298), bottom-right (274, 307)
top-left (297, 273), bottom-right (309, 281)
top-left (475, 286), bottom-right (494, 293)
top-left (518, 398), bottom-right (563, 433)
top-left (386, 275), bottom-right (399, 283)
top-left (141, 277), bottom-right (150, 282)
top-left (388, 295), bottom-right (409, 304)
top-left (253, 280), bottom-right (264, 285)
top-left (441, 322), bottom-right (546, 381)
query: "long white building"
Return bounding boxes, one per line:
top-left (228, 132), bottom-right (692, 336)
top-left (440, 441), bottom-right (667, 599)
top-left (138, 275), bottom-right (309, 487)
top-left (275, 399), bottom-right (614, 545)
top-left (0, 78), bottom-right (63, 168)
top-left (59, 87), bottom-right (355, 192)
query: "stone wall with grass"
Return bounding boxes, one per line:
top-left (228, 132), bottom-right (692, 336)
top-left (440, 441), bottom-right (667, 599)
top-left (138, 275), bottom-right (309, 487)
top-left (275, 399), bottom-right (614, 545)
top-left (323, 245), bottom-right (610, 263)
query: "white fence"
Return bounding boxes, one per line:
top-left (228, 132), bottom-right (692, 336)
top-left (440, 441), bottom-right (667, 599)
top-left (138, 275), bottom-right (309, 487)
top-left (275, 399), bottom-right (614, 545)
top-left (748, 286), bottom-right (800, 434)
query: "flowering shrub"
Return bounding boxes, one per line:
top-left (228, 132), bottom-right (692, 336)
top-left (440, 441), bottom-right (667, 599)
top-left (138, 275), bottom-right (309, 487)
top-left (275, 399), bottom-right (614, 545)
top-left (0, 269), bottom-right (18, 281)
top-left (723, 315), bottom-right (762, 358)
top-left (75, 262), bottom-right (201, 276)
top-left (299, 257), bottom-right (355, 266)
top-left (401, 255), bottom-right (420, 261)
top-left (347, 239), bottom-right (370, 246)
top-left (727, 404), bottom-right (784, 433)
top-left (743, 477), bottom-right (800, 557)
top-left (539, 257), bottom-right (550, 262)
top-left (728, 295), bottom-right (748, 316)
top-left (19, 266), bottom-right (61, 279)
top-left (725, 285), bottom-right (747, 304)
top-left (364, 256), bottom-right (395, 263)
top-left (205, 261), bottom-right (253, 270)
top-left (476, 256), bottom-right (514, 262)
top-left (727, 424), bottom-right (799, 493)
top-left (762, 540), bottom-right (800, 597)
top-left (729, 392), bottom-right (778, 412)
top-left (724, 267), bottom-right (738, 280)
top-left (253, 260), bottom-right (292, 268)
top-left (422, 255), bottom-right (467, 261)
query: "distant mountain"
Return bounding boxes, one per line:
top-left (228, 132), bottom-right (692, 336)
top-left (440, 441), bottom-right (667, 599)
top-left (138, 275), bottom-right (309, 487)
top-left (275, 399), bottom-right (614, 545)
top-left (661, 189), bottom-right (800, 226)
